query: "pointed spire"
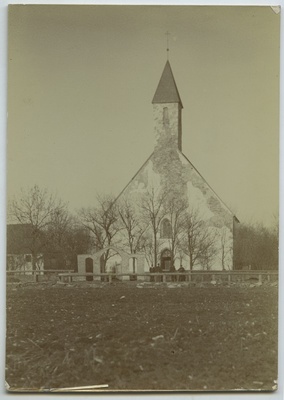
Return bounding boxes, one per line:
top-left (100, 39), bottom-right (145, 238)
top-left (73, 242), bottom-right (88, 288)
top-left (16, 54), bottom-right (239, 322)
top-left (152, 61), bottom-right (183, 108)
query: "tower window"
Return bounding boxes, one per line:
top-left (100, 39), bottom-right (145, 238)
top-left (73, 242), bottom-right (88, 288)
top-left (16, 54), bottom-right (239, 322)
top-left (160, 218), bottom-right (172, 239)
top-left (163, 107), bottom-right (169, 126)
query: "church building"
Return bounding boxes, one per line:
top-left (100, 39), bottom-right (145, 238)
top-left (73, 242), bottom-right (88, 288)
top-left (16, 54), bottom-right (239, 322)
top-left (78, 60), bottom-right (238, 277)
top-left (115, 60), bottom-right (238, 272)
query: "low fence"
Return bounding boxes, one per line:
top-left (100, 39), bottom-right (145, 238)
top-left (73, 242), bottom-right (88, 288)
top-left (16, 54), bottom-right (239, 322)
top-left (6, 269), bottom-right (74, 283)
top-left (57, 270), bottom-right (278, 284)
top-left (6, 269), bottom-right (278, 285)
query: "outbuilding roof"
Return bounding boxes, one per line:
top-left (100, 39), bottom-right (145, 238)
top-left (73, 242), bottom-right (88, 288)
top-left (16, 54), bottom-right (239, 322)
top-left (7, 224), bottom-right (34, 254)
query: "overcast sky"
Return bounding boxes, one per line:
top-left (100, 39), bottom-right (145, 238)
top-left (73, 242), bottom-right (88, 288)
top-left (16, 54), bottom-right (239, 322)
top-left (7, 5), bottom-right (280, 226)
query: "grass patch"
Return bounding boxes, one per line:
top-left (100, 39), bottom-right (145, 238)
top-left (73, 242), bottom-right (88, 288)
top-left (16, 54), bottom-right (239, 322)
top-left (6, 283), bottom-right (278, 391)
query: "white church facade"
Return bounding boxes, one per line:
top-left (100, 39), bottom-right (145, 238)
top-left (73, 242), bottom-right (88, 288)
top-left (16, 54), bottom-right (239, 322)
top-left (78, 60), bottom-right (238, 277)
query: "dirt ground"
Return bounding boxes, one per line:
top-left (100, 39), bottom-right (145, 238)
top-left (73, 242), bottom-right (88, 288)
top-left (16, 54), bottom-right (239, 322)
top-left (6, 281), bottom-right (278, 392)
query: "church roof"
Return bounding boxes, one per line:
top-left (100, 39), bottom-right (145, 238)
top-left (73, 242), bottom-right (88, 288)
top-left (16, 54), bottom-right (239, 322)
top-left (152, 60), bottom-right (183, 107)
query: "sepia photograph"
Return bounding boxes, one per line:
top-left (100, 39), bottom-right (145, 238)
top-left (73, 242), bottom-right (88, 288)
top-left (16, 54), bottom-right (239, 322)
top-left (5, 4), bottom-right (280, 393)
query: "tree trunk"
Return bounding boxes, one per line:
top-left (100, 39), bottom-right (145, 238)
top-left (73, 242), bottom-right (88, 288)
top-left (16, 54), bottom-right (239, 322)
top-left (32, 255), bottom-right (36, 270)
top-left (154, 232), bottom-right (157, 267)
top-left (189, 253), bottom-right (193, 271)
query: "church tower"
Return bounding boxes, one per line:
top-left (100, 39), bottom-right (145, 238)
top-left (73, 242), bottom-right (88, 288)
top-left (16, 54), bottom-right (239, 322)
top-left (111, 58), bottom-right (237, 272)
top-left (152, 61), bottom-right (183, 151)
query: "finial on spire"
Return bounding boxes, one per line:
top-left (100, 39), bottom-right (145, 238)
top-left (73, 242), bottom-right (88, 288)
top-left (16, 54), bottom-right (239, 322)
top-left (165, 31), bottom-right (170, 60)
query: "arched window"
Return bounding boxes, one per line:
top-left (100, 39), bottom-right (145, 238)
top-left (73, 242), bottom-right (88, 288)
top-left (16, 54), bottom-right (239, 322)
top-left (160, 218), bottom-right (172, 239)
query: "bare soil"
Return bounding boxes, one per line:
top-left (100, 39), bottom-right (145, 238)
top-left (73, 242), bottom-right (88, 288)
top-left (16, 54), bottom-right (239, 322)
top-left (6, 282), bottom-right (278, 392)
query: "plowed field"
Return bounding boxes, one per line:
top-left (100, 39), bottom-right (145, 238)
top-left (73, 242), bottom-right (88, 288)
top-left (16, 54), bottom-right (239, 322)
top-left (6, 282), bottom-right (278, 392)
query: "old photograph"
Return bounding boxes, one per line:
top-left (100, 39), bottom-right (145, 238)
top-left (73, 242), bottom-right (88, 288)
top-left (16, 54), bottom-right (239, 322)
top-left (6, 4), bottom-right (279, 392)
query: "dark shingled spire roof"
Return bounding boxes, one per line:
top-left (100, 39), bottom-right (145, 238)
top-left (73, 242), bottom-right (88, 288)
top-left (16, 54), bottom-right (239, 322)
top-left (152, 60), bottom-right (183, 107)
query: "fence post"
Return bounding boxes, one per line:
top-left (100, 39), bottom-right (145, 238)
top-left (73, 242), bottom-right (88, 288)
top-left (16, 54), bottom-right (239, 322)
top-left (34, 272), bottom-right (38, 283)
top-left (267, 274), bottom-right (270, 283)
top-left (258, 274), bottom-right (262, 284)
top-left (228, 274), bottom-right (231, 284)
top-left (109, 274), bottom-right (112, 283)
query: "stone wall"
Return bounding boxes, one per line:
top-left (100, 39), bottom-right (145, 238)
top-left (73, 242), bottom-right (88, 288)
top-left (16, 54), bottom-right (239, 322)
top-left (77, 247), bottom-right (145, 279)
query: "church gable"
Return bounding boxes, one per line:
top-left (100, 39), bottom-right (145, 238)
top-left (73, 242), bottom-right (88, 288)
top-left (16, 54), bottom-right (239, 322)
top-left (179, 152), bottom-right (234, 230)
top-left (119, 154), bottom-right (161, 200)
top-left (119, 146), bottom-right (233, 232)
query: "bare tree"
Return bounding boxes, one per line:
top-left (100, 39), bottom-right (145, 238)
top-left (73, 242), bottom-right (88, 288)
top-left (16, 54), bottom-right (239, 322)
top-left (117, 197), bottom-right (147, 254)
top-left (45, 207), bottom-right (72, 250)
top-left (198, 228), bottom-right (218, 270)
top-left (181, 206), bottom-right (217, 270)
top-left (140, 231), bottom-right (155, 269)
top-left (44, 214), bottom-right (92, 270)
top-left (164, 197), bottom-right (188, 267)
top-left (78, 194), bottom-right (120, 271)
top-left (8, 184), bottom-right (67, 271)
top-left (140, 187), bottom-right (168, 267)
top-left (234, 221), bottom-right (278, 270)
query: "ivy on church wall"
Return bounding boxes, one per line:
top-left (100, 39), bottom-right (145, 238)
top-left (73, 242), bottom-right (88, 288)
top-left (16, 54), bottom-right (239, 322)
top-left (152, 102), bottom-right (233, 232)
top-left (152, 103), bottom-right (187, 201)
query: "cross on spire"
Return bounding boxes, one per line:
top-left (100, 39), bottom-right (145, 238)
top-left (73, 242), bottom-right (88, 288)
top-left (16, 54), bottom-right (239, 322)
top-left (165, 31), bottom-right (170, 60)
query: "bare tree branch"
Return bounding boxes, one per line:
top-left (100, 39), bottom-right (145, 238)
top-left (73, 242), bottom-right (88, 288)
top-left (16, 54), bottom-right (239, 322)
top-left (117, 197), bottom-right (148, 254)
top-left (77, 194), bottom-right (121, 270)
top-left (8, 185), bottom-right (68, 271)
top-left (139, 187), bottom-right (168, 266)
top-left (180, 205), bottom-right (217, 270)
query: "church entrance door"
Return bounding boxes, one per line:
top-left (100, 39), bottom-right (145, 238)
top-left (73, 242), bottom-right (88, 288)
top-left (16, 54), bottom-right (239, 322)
top-left (160, 249), bottom-right (172, 271)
